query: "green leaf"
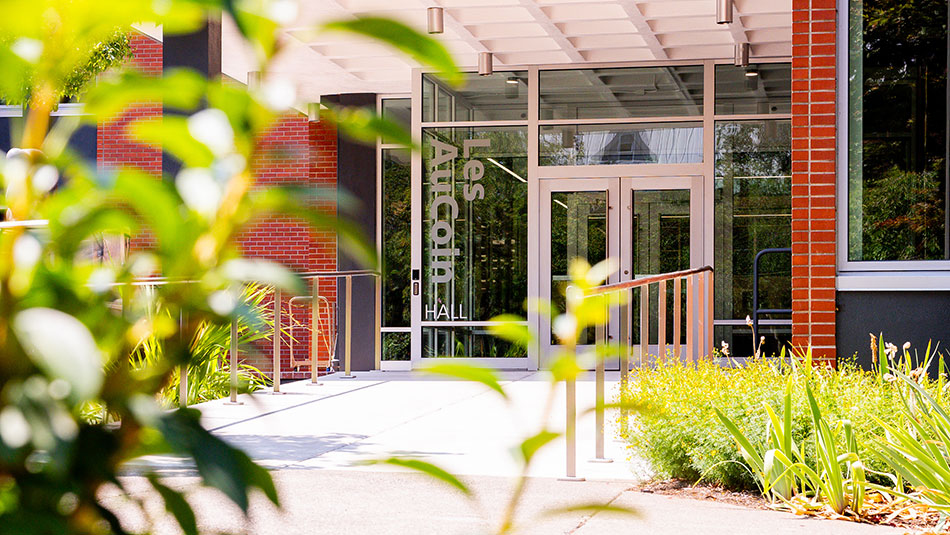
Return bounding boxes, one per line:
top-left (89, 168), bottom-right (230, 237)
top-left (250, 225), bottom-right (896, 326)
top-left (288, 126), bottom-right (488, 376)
top-left (152, 409), bottom-right (279, 512)
top-left (12, 308), bottom-right (103, 402)
top-left (148, 476), bottom-right (198, 535)
top-left (113, 169), bottom-right (187, 255)
top-left (541, 503), bottom-right (639, 518)
top-left (321, 105), bottom-right (414, 149)
top-left (362, 458), bottom-right (471, 497)
top-left (487, 315), bottom-right (532, 347)
top-left (131, 115), bottom-right (215, 168)
top-left (549, 354), bottom-right (582, 382)
top-left (581, 401), bottom-right (649, 415)
top-left (220, 259), bottom-right (305, 295)
top-left (422, 363), bottom-right (508, 400)
top-left (252, 187), bottom-right (378, 270)
top-left (518, 431), bottom-right (560, 463)
top-left (322, 17), bottom-right (461, 86)
top-left (714, 408), bottom-right (764, 473)
top-left (82, 69), bottom-right (206, 122)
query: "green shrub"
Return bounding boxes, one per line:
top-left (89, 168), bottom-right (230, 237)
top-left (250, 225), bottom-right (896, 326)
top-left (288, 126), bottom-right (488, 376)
top-left (618, 355), bottom-right (910, 491)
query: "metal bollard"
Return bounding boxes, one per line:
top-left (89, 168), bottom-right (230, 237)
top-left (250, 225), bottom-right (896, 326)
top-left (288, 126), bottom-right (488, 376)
top-left (272, 287), bottom-right (283, 394)
top-left (226, 318), bottom-right (243, 405)
top-left (341, 275), bottom-right (355, 379)
top-left (310, 278), bottom-right (321, 385)
top-left (179, 365), bottom-right (188, 408)
top-left (374, 275), bottom-right (381, 371)
top-left (559, 375), bottom-right (584, 481)
top-left (592, 320), bottom-right (611, 463)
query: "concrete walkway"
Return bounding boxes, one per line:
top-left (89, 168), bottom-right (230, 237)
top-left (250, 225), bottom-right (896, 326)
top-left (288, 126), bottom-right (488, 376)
top-left (111, 371), bottom-right (906, 534)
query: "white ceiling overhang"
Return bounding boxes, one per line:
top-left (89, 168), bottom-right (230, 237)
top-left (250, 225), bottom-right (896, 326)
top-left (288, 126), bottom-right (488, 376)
top-left (221, 0), bottom-right (792, 102)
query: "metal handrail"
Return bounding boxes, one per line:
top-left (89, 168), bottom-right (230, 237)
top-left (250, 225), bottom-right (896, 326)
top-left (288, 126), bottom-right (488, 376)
top-left (562, 265), bottom-right (715, 480)
top-left (586, 265), bottom-right (714, 295)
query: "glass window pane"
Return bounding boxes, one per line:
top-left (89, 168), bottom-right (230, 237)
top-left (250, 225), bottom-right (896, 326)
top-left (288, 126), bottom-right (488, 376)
top-left (550, 191), bottom-right (607, 345)
top-left (714, 64), bottom-right (791, 115)
top-left (422, 326), bottom-right (527, 358)
top-left (382, 331), bottom-right (410, 361)
top-left (422, 72), bottom-right (528, 122)
top-left (422, 127), bottom-right (528, 325)
top-left (382, 149), bottom-right (411, 327)
top-left (714, 120), bottom-right (791, 342)
top-left (540, 66), bottom-right (704, 120)
top-left (848, 0), bottom-right (948, 261)
top-left (540, 123), bottom-right (703, 166)
top-left (381, 98), bottom-right (410, 144)
top-left (631, 190), bottom-right (690, 347)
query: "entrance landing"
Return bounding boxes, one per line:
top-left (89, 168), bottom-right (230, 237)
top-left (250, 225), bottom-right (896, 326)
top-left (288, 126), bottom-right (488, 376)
top-left (184, 370), bottom-right (640, 481)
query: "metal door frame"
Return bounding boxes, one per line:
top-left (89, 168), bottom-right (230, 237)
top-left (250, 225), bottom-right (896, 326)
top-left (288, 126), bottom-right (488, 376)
top-left (618, 176), bottom-right (705, 359)
top-left (538, 176), bottom-right (704, 369)
top-left (539, 178), bottom-right (620, 370)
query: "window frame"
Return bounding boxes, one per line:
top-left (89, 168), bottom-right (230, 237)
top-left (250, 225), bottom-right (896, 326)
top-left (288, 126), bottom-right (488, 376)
top-left (836, 0), bottom-right (950, 280)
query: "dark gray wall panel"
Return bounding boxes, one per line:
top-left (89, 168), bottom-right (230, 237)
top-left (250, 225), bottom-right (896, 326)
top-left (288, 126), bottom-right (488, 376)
top-left (837, 291), bottom-right (950, 369)
top-left (333, 93), bottom-right (377, 372)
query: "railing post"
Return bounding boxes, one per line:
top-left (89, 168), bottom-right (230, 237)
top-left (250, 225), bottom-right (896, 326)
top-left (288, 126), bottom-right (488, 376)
top-left (619, 289), bottom-right (629, 380)
top-left (706, 270), bottom-right (714, 359)
top-left (673, 277), bottom-right (682, 359)
top-left (618, 289), bottom-right (630, 436)
top-left (342, 275), bottom-right (355, 379)
top-left (697, 272), bottom-right (705, 359)
top-left (592, 320), bottom-right (611, 463)
top-left (374, 274), bottom-right (381, 371)
top-left (639, 284), bottom-right (649, 367)
top-left (179, 366), bottom-right (188, 408)
top-left (272, 287), bottom-right (282, 394)
top-left (179, 311), bottom-right (187, 408)
top-left (561, 374), bottom-right (583, 481)
top-left (658, 279), bottom-right (667, 359)
top-left (686, 274), bottom-right (695, 362)
top-left (227, 317), bottom-right (242, 405)
top-left (311, 277), bottom-right (321, 385)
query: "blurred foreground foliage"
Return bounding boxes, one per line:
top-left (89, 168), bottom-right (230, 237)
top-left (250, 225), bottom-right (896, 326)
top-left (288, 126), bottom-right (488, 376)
top-left (0, 1), bottom-right (458, 533)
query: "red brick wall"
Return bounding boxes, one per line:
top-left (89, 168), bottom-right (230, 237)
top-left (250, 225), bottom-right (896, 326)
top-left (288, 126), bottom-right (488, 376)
top-left (98, 33), bottom-right (163, 251)
top-left (102, 33), bottom-right (340, 380)
top-left (790, 0), bottom-right (837, 365)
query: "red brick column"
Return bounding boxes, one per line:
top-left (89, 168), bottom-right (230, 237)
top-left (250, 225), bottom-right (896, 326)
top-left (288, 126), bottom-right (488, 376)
top-left (238, 116), bottom-right (339, 379)
top-left (790, 0), bottom-right (837, 365)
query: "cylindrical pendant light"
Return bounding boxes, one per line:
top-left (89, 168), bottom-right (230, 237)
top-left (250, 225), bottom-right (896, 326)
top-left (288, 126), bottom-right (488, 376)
top-left (427, 7), bottom-right (444, 34)
top-left (717, 0), bottom-right (733, 24)
top-left (734, 42), bottom-right (750, 67)
top-left (247, 70), bottom-right (262, 89)
top-left (308, 100), bottom-right (321, 123)
top-left (478, 52), bottom-right (493, 76)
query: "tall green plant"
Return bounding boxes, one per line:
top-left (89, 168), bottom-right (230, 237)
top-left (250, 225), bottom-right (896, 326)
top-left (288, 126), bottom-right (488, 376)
top-left (131, 284), bottom-right (276, 407)
top-left (872, 369), bottom-right (950, 516)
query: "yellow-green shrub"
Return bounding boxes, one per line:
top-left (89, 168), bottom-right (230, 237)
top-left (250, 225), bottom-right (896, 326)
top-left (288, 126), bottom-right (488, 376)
top-left (617, 356), bottom-right (907, 491)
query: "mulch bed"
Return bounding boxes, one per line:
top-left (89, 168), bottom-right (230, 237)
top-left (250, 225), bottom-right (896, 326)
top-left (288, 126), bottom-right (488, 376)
top-left (632, 479), bottom-right (943, 534)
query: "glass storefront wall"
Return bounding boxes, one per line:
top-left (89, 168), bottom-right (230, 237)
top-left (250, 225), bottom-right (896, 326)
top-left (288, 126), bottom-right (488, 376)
top-left (395, 61), bottom-right (791, 364)
top-left (421, 126), bottom-right (528, 358)
top-left (847, 0), bottom-right (949, 263)
top-left (714, 120), bottom-right (792, 356)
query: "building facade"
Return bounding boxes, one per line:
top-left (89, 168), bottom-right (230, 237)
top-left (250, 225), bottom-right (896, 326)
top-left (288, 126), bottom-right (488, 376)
top-left (3, 0), bottom-right (946, 374)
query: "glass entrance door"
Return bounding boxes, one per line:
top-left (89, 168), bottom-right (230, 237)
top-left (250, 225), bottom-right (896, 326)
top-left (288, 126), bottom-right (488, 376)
top-left (540, 177), bottom-right (703, 369)
top-left (619, 177), bottom-right (703, 362)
